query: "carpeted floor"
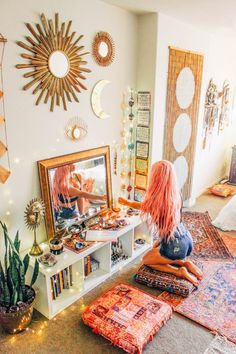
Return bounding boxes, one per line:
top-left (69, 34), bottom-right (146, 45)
top-left (0, 191), bottom-right (235, 354)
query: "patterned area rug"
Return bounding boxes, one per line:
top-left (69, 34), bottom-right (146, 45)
top-left (221, 234), bottom-right (236, 258)
top-left (204, 335), bottom-right (236, 354)
top-left (159, 261), bottom-right (236, 344)
top-left (182, 211), bottom-right (233, 261)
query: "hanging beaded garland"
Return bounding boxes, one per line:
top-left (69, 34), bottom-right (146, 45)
top-left (119, 88), bottom-right (136, 199)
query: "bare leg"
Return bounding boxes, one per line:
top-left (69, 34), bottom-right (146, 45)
top-left (148, 264), bottom-right (199, 286)
top-left (142, 247), bottom-right (200, 285)
top-left (184, 261), bottom-right (203, 279)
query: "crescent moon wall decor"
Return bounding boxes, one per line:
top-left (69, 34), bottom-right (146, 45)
top-left (92, 31), bottom-right (115, 66)
top-left (91, 80), bottom-right (110, 119)
top-left (16, 13), bottom-right (91, 112)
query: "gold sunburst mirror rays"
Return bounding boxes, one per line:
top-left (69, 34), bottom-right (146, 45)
top-left (16, 13), bottom-right (91, 112)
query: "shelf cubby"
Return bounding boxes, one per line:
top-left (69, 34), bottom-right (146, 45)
top-left (24, 216), bottom-right (152, 319)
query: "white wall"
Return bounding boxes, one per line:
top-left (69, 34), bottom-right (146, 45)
top-left (136, 13), bottom-right (158, 171)
top-left (153, 13), bottom-right (236, 199)
top-left (0, 0), bottom-right (137, 252)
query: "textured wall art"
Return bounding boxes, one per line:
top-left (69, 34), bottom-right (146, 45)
top-left (0, 34), bottom-right (11, 184)
top-left (134, 91), bottom-right (151, 202)
top-left (202, 79), bottom-right (220, 149)
top-left (164, 47), bottom-right (204, 201)
top-left (16, 13), bottom-right (91, 111)
top-left (92, 31), bottom-right (115, 67)
top-left (218, 80), bottom-right (231, 134)
top-left (91, 80), bottom-right (110, 119)
top-left (65, 117), bottom-right (88, 141)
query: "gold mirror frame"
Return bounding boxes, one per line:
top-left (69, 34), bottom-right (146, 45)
top-left (92, 31), bottom-right (115, 67)
top-left (38, 146), bottom-right (112, 239)
top-left (16, 13), bottom-right (91, 112)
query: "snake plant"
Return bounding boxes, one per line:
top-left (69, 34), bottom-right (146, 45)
top-left (0, 221), bottom-right (39, 309)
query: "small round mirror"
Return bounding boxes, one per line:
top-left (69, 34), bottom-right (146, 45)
top-left (98, 42), bottom-right (109, 58)
top-left (72, 126), bottom-right (81, 140)
top-left (49, 50), bottom-right (70, 78)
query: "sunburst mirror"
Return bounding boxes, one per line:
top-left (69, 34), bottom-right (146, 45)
top-left (92, 31), bottom-right (115, 66)
top-left (16, 13), bottom-right (91, 112)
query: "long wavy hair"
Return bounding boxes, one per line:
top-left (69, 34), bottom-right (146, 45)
top-left (52, 165), bottom-right (71, 211)
top-left (141, 160), bottom-right (182, 242)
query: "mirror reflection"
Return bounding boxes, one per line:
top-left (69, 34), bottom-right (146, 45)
top-left (49, 155), bottom-right (108, 233)
top-left (49, 50), bottom-right (70, 78)
top-left (98, 42), bottom-right (108, 57)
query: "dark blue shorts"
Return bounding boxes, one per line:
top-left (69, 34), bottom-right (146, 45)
top-left (159, 223), bottom-right (193, 260)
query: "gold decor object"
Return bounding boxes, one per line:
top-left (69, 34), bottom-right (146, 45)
top-left (25, 198), bottom-right (45, 256)
top-left (0, 33), bottom-right (11, 184)
top-left (65, 116), bottom-right (87, 141)
top-left (16, 13), bottom-right (91, 112)
top-left (0, 115), bottom-right (5, 125)
top-left (92, 31), bottom-right (115, 67)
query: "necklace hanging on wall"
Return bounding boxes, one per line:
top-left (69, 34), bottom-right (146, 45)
top-left (16, 13), bottom-right (91, 112)
top-left (0, 34), bottom-right (11, 184)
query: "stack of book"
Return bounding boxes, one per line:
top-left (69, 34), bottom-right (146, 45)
top-left (50, 265), bottom-right (73, 300)
top-left (84, 256), bottom-right (100, 277)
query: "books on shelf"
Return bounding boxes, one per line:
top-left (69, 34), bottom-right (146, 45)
top-left (50, 266), bottom-right (73, 300)
top-left (84, 256), bottom-right (100, 277)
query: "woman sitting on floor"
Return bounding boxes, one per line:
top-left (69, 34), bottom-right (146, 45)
top-left (119, 160), bottom-right (202, 286)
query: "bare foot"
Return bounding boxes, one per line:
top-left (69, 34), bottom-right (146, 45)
top-left (184, 261), bottom-right (203, 280)
top-left (179, 266), bottom-right (199, 286)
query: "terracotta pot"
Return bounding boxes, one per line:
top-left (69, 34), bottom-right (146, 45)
top-left (0, 286), bottom-right (35, 334)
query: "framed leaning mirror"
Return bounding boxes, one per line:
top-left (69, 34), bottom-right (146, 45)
top-left (38, 146), bottom-right (112, 239)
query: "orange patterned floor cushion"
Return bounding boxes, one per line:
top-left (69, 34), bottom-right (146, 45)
top-left (82, 283), bottom-right (172, 354)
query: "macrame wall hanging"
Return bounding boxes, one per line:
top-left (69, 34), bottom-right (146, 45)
top-left (0, 34), bottom-right (11, 184)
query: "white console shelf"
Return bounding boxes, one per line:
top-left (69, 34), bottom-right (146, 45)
top-left (24, 216), bottom-right (152, 319)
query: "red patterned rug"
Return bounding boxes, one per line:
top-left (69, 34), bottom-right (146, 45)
top-left (158, 261), bottom-right (236, 344)
top-left (182, 211), bottom-right (233, 261)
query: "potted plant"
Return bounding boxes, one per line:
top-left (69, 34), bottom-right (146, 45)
top-left (0, 221), bottom-right (39, 334)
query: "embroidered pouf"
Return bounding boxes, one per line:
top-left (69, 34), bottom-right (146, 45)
top-left (82, 283), bottom-right (172, 354)
top-left (134, 265), bottom-right (196, 297)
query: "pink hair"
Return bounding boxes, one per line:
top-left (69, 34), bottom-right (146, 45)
top-left (141, 160), bottom-right (182, 242)
top-left (52, 165), bottom-right (71, 211)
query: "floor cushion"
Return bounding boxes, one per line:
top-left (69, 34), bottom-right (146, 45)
top-left (134, 265), bottom-right (196, 297)
top-left (82, 283), bottom-right (172, 354)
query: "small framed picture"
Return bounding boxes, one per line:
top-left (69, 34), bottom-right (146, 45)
top-left (136, 126), bottom-right (150, 143)
top-left (136, 142), bottom-right (149, 159)
top-left (134, 188), bottom-right (146, 202)
top-left (135, 159), bottom-right (148, 174)
top-left (137, 110), bottom-right (150, 127)
top-left (137, 91), bottom-right (151, 110)
top-left (135, 173), bottom-right (148, 189)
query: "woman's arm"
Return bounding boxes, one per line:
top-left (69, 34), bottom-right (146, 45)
top-left (69, 187), bottom-right (106, 201)
top-left (118, 197), bottom-right (142, 210)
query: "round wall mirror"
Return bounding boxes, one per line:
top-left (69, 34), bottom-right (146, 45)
top-left (176, 67), bottom-right (195, 109)
top-left (72, 126), bottom-right (81, 140)
top-left (99, 42), bottom-right (109, 58)
top-left (92, 31), bottom-right (115, 67)
top-left (173, 113), bottom-right (192, 153)
top-left (173, 155), bottom-right (188, 189)
top-left (49, 50), bottom-right (70, 78)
